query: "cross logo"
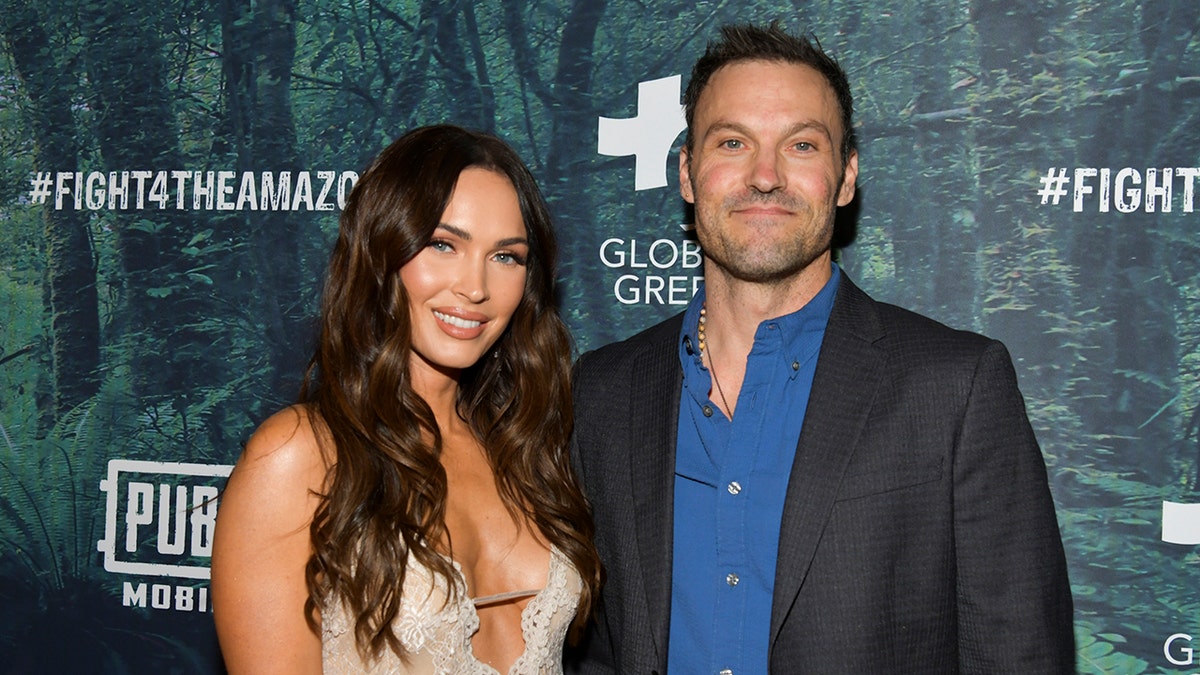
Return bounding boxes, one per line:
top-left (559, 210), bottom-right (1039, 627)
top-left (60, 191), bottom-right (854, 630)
top-left (1162, 500), bottom-right (1200, 544)
top-left (598, 75), bottom-right (687, 191)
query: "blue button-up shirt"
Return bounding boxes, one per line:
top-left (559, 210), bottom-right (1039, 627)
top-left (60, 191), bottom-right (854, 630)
top-left (667, 264), bottom-right (840, 675)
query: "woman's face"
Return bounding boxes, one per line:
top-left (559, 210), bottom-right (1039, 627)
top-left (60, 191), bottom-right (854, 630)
top-left (399, 167), bottom-right (530, 379)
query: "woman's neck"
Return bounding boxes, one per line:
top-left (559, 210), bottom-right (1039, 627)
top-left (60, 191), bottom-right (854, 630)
top-left (408, 356), bottom-right (465, 432)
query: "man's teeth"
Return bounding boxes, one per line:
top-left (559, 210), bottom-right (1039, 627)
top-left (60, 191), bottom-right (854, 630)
top-left (434, 311), bottom-right (482, 329)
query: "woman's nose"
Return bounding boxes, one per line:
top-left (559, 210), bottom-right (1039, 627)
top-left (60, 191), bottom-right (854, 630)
top-left (453, 261), bottom-right (489, 303)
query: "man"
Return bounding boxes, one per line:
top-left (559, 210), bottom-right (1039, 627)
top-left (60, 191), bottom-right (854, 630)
top-left (567, 23), bottom-right (1075, 674)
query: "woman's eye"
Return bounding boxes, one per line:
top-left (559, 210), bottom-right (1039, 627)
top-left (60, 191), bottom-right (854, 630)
top-left (494, 251), bottom-right (527, 266)
top-left (429, 239), bottom-right (453, 252)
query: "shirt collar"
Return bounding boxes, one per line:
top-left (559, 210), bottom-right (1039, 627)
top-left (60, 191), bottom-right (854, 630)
top-left (678, 262), bottom-right (842, 374)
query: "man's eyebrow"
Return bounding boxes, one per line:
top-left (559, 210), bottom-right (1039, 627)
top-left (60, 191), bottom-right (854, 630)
top-left (701, 120), bottom-right (753, 139)
top-left (783, 120), bottom-right (835, 141)
top-left (703, 119), bottom-right (834, 141)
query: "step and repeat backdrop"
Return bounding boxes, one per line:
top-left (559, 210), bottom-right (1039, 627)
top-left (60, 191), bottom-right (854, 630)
top-left (1, 1), bottom-right (1198, 672)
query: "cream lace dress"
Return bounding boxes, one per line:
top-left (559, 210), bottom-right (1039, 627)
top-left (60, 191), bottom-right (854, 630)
top-left (321, 546), bottom-right (582, 674)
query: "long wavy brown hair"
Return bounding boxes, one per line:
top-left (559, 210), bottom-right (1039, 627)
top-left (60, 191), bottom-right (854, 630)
top-left (299, 124), bottom-right (600, 660)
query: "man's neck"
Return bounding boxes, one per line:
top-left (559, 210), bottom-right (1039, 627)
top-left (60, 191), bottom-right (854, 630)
top-left (696, 255), bottom-right (833, 415)
top-left (702, 254), bottom-right (833, 351)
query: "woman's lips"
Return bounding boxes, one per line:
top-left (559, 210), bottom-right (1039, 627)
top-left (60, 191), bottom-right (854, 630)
top-left (433, 309), bottom-right (487, 338)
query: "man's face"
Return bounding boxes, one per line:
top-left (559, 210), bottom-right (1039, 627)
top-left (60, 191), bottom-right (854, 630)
top-left (680, 59), bottom-right (858, 284)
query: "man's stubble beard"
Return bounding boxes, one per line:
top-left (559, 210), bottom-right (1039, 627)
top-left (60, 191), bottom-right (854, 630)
top-left (693, 187), bottom-right (836, 285)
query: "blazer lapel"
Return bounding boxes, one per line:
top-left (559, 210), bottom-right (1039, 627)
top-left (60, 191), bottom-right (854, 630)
top-left (769, 278), bottom-right (886, 646)
top-left (627, 317), bottom-right (683, 665)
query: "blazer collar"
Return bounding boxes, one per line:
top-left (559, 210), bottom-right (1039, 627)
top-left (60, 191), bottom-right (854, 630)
top-left (768, 275), bottom-right (887, 647)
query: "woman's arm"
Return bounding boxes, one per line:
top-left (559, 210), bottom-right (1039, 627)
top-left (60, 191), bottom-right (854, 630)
top-left (212, 406), bottom-right (329, 675)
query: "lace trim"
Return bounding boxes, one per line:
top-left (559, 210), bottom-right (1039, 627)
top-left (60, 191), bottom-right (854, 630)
top-left (321, 546), bottom-right (581, 674)
top-left (500, 546), bottom-right (579, 674)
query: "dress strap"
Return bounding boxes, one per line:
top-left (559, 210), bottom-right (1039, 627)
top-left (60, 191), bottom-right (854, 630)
top-left (472, 588), bottom-right (542, 608)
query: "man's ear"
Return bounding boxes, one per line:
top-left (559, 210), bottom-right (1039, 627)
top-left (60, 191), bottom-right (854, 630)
top-left (837, 149), bottom-right (858, 207)
top-left (679, 145), bottom-right (695, 204)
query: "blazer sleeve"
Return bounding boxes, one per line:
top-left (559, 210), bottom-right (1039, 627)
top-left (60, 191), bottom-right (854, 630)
top-left (561, 578), bottom-right (618, 674)
top-left (953, 340), bottom-right (1075, 672)
top-left (563, 353), bottom-right (619, 675)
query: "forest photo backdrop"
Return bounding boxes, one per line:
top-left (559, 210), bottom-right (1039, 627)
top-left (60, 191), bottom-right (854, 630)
top-left (1, 1), bottom-right (1199, 672)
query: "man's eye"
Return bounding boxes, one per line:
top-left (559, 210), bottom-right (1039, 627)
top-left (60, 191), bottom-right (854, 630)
top-left (794, 142), bottom-right (813, 151)
top-left (720, 139), bottom-right (743, 150)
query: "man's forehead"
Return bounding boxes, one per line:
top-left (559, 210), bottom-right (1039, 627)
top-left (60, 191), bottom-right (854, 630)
top-left (694, 60), bottom-right (844, 135)
top-left (707, 59), bottom-right (832, 90)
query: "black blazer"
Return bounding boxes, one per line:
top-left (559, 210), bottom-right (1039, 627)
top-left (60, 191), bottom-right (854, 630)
top-left (566, 275), bottom-right (1074, 674)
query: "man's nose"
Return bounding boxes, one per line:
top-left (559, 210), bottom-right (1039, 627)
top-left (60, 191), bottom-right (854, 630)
top-left (748, 150), bottom-right (785, 193)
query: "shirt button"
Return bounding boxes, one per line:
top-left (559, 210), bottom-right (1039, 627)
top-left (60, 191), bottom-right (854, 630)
top-left (720, 669), bottom-right (733, 675)
top-left (792, 360), bottom-right (800, 371)
top-left (702, 405), bottom-right (713, 417)
top-left (726, 573), bottom-right (739, 587)
top-left (727, 481), bottom-right (742, 495)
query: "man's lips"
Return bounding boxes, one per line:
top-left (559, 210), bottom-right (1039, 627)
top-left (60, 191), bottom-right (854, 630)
top-left (734, 205), bottom-right (793, 216)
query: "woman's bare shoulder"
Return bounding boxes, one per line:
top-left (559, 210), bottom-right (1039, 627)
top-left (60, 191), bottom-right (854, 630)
top-left (215, 405), bottom-right (330, 567)
top-left (214, 405), bottom-right (328, 673)
top-left (237, 405), bottom-right (332, 485)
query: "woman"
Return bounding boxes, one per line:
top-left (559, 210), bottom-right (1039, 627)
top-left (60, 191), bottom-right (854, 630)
top-left (212, 125), bottom-right (601, 674)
